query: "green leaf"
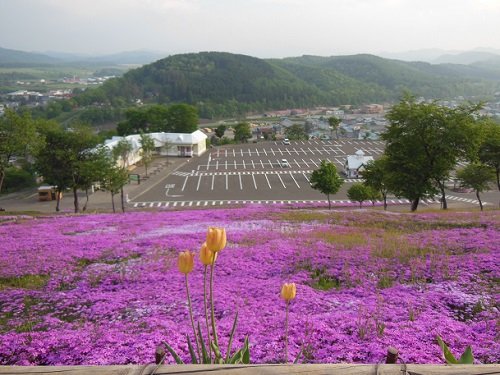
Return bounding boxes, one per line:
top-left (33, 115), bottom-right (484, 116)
top-left (458, 346), bottom-right (474, 364)
top-left (242, 336), bottom-right (250, 364)
top-left (162, 340), bottom-right (185, 364)
top-left (293, 346), bottom-right (303, 364)
top-left (211, 341), bottom-right (223, 364)
top-left (197, 322), bottom-right (210, 364)
top-left (229, 348), bottom-right (244, 364)
top-left (225, 311), bottom-right (239, 362)
top-left (436, 336), bottom-right (458, 365)
top-left (186, 335), bottom-right (198, 364)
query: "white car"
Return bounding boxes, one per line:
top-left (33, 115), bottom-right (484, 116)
top-left (281, 159), bottom-right (290, 168)
top-left (283, 138), bottom-right (290, 145)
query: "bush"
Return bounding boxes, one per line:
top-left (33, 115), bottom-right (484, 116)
top-left (2, 167), bottom-right (36, 193)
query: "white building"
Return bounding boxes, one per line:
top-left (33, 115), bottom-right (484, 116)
top-left (103, 130), bottom-right (207, 168)
top-left (343, 150), bottom-right (374, 178)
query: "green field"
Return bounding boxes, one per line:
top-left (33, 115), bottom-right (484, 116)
top-left (0, 64), bottom-right (130, 94)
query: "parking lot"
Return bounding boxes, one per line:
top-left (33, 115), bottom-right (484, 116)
top-left (127, 138), bottom-right (495, 209)
top-left (132, 139), bottom-right (387, 206)
top-left (0, 139), bottom-right (493, 213)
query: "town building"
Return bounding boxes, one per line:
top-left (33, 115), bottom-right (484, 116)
top-left (343, 150), bottom-right (374, 178)
top-left (103, 130), bottom-right (207, 167)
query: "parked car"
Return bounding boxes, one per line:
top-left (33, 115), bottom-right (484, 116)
top-left (282, 138), bottom-right (290, 145)
top-left (281, 159), bottom-right (290, 168)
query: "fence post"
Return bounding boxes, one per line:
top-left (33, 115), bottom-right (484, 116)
top-left (385, 346), bottom-right (399, 364)
top-left (155, 345), bottom-right (166, 365)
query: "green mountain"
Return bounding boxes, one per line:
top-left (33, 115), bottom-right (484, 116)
top-left (0, 46), bottom-right (61, 66)
top-left (278, 54), bottom-right (500, 97)
top-left (74, 51), bottom-right (500, 118)
top-left (78, 52), bottom-right (329, 117)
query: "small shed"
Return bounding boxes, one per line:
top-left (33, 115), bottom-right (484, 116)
top-left (343, 150), bottom-right (374, 178)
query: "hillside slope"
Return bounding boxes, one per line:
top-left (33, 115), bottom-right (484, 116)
top-left (73, 51), bottom-right (500, 117)
top-left (0, 207), bottom-right (498, 364)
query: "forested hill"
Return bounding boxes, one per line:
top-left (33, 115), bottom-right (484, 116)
top-left (78, 51), bottom-right (500, 118)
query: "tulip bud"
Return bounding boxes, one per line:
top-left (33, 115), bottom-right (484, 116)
top-left (178, 251), bottom-right (195, 274)
top-left (280, 283), bottom-right (297, 302)
top-left (200, 242), bottom-right (217, 266)
top-left (206, 227), bottom-right (226, 253)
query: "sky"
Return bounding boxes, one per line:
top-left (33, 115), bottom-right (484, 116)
top-left (1, 0), bottom-right (500, 58)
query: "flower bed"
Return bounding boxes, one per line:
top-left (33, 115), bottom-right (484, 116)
top-left (0, 207), bottom-right (498, 365)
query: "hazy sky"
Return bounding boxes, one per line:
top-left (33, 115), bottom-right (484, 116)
top-left (1, 0), bottom-right (500, 58)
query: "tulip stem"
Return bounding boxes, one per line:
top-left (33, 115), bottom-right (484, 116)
top-left (285, 300), bottom-right (289, 364)
top-left (185, 274), bottom-right (201, 362)
top-left (203, 265), bottom-right (213, 362)
top-left (210, 263), bottom-right (219, 350)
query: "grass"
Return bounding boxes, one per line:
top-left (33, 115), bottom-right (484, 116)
top-left (312, 230), bottom-right (368, 249)
top-left (309, 267), bottom-right (341, 291)
top-left (278, 211), bottom-right (332, 223)
top-left (0, 295), bottom-right (44, 333)
top-left (371, 232), bottom-right (435, 263)
top-left (0, 274), bottom-right (50, 291)
top-left (75, 253), bottom-right (142, 269)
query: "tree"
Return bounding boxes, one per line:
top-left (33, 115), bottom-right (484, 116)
top-left (456, 164), bottom-right (495, 211)
top-left (79, 146), bottom-right (111, 212)
top-left (35, 126), bottom-right (99, 213)
top-left (362, 157), bottom-right (391, 210)
top-left (328, 116), bottom-right (341, 139)
top-left (101, 159), bottom-right (129, 213)
top-left (478, 120), bottom-right (500, 191)
top-left (162, 137), bottom-right (173, 165)
top-left (215, 125), bottom-right (227, 139)
top-left (146, 104), bottom-right (169, 131)
top-left (112, 139), bottom-right (133, 169)
top-left (118, 107), bottom-right (150, 136)
top-left (112, 139), bottom-right (133, 213)
top-left (366, 185), bottom-right (382, 206)
top-left (234, 122), bottom-right (252, 143)
top-left (284, 124), bottom-right (308, 141)
top-left (0, 110), bottom-right (39, 194)
top-left (310, 160), bottom-right (343, 209)
top-left (166, 104), bottom-right (198, 133)
top-left (139, 132), bottom-right (155, 176)
top-left (347, 183), bottom-right (371, 208)
top-left (383, 95), bottom-right (481, 211)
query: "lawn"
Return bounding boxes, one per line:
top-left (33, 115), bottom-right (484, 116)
top-left (0, 206), bottom-right (498, 365)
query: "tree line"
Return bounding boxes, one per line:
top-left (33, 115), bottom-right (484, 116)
top-left (116, 103), bottom-right (198, 136)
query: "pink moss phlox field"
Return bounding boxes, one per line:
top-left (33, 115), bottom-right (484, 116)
top-left (0, 207), bottom-right (498, 365)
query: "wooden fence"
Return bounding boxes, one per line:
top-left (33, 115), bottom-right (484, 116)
top-left (1, 364), bottom-right (499, 375)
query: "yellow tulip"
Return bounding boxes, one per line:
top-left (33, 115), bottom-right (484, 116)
top-left (200, 242), bottom-right (217, 265)
top-left (280, 283), bottom-right (297, 302)
top-left (178, 251), bottom-right (195, 274)
top-left (206, 227), bottom-right (226, 252)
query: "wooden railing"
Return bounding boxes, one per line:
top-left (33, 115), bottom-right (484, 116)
top-left (1, 364), bottom-right (499, 375)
